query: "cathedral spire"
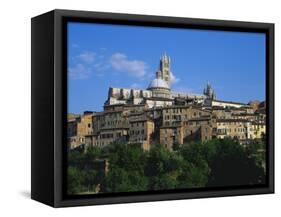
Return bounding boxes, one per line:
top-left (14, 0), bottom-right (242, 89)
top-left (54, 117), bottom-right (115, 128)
top-left (203, 82), bottom-right (216, 100)
top-left (158, 53), bottom-right (171, 86)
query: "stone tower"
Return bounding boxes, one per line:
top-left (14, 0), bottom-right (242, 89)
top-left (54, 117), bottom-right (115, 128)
top-left (203, 82), bottom-right (216, 100)
top-left (156, 53), bottom-right (171, 86)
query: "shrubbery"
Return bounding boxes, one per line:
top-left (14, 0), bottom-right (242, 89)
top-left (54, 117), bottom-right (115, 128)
top-left (67, 139), bottom-right (266, 194)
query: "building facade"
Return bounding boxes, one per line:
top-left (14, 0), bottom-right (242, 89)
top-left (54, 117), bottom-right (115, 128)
top-left (67, 54), bottom-right (266, 150)
top-left (67, 111), bottom-right (94, 149)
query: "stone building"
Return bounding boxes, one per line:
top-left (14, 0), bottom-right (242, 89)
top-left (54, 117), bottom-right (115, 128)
top-left (67, 111), bottom-right (94, 149)
top-left (128, 115), bottom-right (155, 150)
top-left (159, 126), bottom-right (183, 150)
top-left (159, 105), bottom-right (214, 149)
top-left (211, 107), bottom-right (233, 119)
top-left (161, 105), bottom-right (210, 127)
top-left (216, 119), bottom-right (250, 141)
top-left (251, 112), bottom-right (266, 140)
top-left (67, 53), bottom-right (266, 150)
top-left (251, 121), bottom-right (266, 139)
top-left (184, 117), bottom-right (215, 142)
top-left (204, 99), bottom-right (249, 108)
top-left (90, 109), bottom-right (130, 148)
top-left (104, 53), bottom-right (206, 109)
top-left (159, 117), bottom-right (214, 150)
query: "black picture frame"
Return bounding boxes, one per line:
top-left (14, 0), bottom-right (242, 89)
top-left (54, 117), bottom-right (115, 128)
top-left (31, 9), bottom-right (274, 207)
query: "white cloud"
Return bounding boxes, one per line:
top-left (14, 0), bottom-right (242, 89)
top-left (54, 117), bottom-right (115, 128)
top-left (94, 62), bottom-right (110, 71)
top-left (173, 86), bottom-right (193, 93)
top-left (110, 53), bottom-right (148, 78)
top-left (130, 83), bottom-right (143, 89)
top-left (77, 51), bottom-right (96, 64)
top-left (69, 49), bottom-right (112, 80)
top-left (69, 51), bottom-right (149, 80)
top-left (68, 64), bottom-right (91, 80)
top-left (72, 43), bottom-right (80, 48)
top-left (170, 71), bottom-right (180, 84)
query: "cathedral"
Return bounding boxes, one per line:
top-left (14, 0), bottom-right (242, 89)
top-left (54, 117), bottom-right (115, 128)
top-left (104, 53), bottom-right (210, 109)
top-left (68, 53), bottom-right (264, 151)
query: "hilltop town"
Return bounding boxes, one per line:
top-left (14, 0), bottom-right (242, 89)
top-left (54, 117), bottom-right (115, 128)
top-left (67, 54), bottom-right (266, 151)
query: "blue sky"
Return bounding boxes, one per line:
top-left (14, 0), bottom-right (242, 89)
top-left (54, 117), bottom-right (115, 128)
top-left (67, 22), bottom-right (266, 114)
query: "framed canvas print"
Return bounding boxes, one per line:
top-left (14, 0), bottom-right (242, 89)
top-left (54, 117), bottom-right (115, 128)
top-left (31, 9), bottom-right (274, 207)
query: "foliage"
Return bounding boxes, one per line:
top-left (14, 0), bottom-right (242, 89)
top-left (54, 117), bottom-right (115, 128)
top-left (67, 166), bottom-right (85, 194)
top-left (67, 146), bottom-right (103, 194)
top-left (245, 140), bottom-right (266, 168)
top-left (105, 143), bottom-right (149, 192)
top-left (67, 139), bottom-right (266, 194)
top-left (205, 139), bottom-right (265, 187)
top-left (145, 145), bottom-right (183, 190)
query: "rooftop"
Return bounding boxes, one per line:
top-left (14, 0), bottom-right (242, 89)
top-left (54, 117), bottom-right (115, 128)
top-left (148, 78), bottom-right (170, 90)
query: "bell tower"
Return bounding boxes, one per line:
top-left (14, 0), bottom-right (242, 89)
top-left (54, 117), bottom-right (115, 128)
top-left (159, 53), bottom-right (171, 86)
top-left (203, 82), bottom-right (216, 100)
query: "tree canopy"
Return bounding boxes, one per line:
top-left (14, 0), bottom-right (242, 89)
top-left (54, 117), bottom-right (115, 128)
top-left (67, 139), bottom-right (266, 195)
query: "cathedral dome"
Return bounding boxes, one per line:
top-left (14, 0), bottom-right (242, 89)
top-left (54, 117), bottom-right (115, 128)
top-left (148, 78), bottom-right (170, 90)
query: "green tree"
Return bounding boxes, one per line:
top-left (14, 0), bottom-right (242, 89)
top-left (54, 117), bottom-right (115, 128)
top-left (177, 142), bottom-right (210, 188)
top-left (109, 143), bottom-right (147, 171)
top-left (145, 145), bottom-right (184, 190)
top-left (105, 167), bottom-right (148, 192)
top-left (67, 138), bottom-right (266, 194)
top-left (104, 143), bottom-right (149, 192)
top-left (67, 166), bottom-right (86, 194)
top-left (67, 146), bottom-right (103, 194)
top-left (245, 140), bottom-right (266, 168)
top-left (206, 139), bottom-right (265, 187)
